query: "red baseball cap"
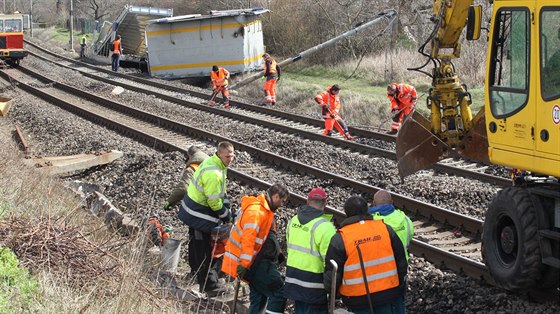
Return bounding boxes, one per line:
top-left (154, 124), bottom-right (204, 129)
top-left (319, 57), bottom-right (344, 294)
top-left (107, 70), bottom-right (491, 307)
top-left (308, 188), bottom-right (327, 200)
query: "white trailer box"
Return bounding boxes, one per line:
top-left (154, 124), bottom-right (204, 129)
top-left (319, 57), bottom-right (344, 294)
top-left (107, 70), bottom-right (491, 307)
top-left (145, 8), bottom-right (269, 79)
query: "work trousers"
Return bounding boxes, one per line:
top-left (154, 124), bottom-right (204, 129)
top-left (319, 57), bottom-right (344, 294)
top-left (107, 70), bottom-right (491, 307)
top-left (349, 295), bottom-right (406, 314)
top-left (215, 86), bottom-right (230, 105)
top-left (294, 300), bottom-right (328, 314)
top-left (247, 259), bottom-right (286, 314)
top-left (80, 44), bottom-right (86, 58)
top-left (188, 228), bottom-right (219, 291)
top-left (111, 53), bottom-right (120, 72)
top-left (263, 77), bottom-right (277, 104)
top-left (323, 117), bottom-right (348, 136)
top-left (390, 111), bottom-right (408, 132)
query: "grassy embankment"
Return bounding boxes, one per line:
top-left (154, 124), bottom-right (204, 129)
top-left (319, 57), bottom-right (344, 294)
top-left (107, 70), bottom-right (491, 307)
top-left (0, 123), bottom-right (184, 312)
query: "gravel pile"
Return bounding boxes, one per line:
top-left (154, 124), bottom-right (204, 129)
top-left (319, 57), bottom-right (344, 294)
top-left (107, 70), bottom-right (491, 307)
top-left (8, 44), bottom-right (558, 311)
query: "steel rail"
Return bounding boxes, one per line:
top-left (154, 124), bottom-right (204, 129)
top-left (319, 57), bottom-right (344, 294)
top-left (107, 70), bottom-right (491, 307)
top-left (24, 44), bottom-right (511, 188)
top-left (1, 66), bottom-right (493, 286)
top-left (4, 64), bottom-right (485, 236)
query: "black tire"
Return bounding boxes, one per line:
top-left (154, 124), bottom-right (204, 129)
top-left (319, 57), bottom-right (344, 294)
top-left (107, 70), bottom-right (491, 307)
top-left (482, 187), bottom-right (543, 291)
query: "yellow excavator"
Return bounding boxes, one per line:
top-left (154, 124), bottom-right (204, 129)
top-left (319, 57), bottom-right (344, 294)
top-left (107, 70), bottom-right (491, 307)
top-left (397, 0), bottom-right (560, 291)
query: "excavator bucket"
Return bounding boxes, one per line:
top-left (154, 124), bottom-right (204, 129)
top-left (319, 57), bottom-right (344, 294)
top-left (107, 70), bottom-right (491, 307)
top-left (396, 110), bottom-right (490, 178)
top-left (396, 111), bottom-right (455, 178)
top-left (457, 109), bottom-right (489, 163)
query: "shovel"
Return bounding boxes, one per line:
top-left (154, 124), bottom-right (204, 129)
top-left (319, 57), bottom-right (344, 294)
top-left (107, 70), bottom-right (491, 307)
top-left (208, 86), bottom-right (223, 106)
top-left (329, 259), bottom-right (338, 314)
top-left (231, 277), bottom-right (241, 314)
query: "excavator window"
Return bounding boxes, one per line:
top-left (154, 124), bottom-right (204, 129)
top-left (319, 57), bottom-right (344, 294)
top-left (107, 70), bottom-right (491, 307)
top-left (540, 9), bottom-right (560, 100)
top-left (488, 9), bottom-right (530, 118)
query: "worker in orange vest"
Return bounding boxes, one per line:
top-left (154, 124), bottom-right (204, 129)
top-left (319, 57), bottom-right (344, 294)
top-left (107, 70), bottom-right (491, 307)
top-left (210, 65), bottom-right (231, 108)
top-left (324, 196), bottom-right (408, 314)
top-left (386, 83), bottom-right (417, 135)
top-left (262, 53), bottom-right (281, 106)
top-left (221, 183), bottom-right (289, 314)
top-left (111, 34), bottom-right (123, 72)
top-left (314, 85), bottom-right (353, 140)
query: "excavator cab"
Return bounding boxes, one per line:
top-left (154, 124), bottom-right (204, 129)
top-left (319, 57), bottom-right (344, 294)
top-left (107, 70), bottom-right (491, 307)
top-left (397, 0), bottom-right (560, 292)
top-left (396, 4), bottom-right (486, 177)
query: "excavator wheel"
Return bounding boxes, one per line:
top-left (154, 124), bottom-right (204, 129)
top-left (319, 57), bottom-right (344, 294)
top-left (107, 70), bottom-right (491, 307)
top-left (482, 187), bottom-right (544, 291)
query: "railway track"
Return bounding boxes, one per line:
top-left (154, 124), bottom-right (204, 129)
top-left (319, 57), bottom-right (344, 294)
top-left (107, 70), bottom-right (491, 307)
top-left (24, 40), bottom-right (511, 187)
top-left (1, 63), bottom-right (493, 285)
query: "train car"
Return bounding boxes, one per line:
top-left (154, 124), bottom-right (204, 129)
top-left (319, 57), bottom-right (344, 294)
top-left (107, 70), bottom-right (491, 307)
top-left (0, 14), bottom-right (28, 64)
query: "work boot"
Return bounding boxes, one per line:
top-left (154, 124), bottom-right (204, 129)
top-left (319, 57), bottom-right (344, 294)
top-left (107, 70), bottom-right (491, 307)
top-left (344, 133), bottom-right (354, 141)
top-left (386, 130), bottom-right (398, 135)
top-left (204, 278), bottom-right (231, 297)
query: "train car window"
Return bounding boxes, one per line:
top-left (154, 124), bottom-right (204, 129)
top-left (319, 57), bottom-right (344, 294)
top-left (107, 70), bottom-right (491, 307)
top-left (540, 8), bottom-right (560, 100)
top-left (5, 19), bottom-right (22, 33)
top-left (488, 8), bottom-right (530, 118)
top-left (0, 21), bottom-right (3, 33)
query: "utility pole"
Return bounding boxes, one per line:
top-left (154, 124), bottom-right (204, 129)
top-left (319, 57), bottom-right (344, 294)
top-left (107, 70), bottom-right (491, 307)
top-left (2, 0), bottom-right (5, 14)
top-left (69, 0), bottom-right (74, 52)
top-left (30, 0), bottom-right (33, 37)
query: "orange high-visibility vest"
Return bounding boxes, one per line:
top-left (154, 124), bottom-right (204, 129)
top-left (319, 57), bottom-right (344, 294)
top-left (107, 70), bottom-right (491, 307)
top-left (221, 193), bottom-right (275, 279)
top-left (388, 83), bottom-right (417, 115)
top-left (339, 219), bottom-right (399, 297)
top-left (315, 86), bottom-right (341, 113)
top-left (211, 68), bottom-right (230, 87)
top-left (113, 39), bottom-right (121, 54)
top-left (264, 58), bottom-right (277, 75)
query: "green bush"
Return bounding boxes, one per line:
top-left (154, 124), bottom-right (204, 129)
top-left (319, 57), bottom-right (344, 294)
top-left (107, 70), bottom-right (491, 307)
top-left (0, 247), bottom-right (40, 312)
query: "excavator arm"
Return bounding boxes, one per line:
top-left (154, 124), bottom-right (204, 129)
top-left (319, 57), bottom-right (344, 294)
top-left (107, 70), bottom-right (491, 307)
top-left (396, 0), bottom-right (487, 177)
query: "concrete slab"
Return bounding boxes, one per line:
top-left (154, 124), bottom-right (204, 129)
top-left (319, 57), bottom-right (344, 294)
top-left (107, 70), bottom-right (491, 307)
top-left (26, 150), bottom-right (123, 175)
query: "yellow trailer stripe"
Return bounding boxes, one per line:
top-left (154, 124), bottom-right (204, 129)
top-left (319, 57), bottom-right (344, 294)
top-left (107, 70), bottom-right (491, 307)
top-left (150, 54), bottom-right (263, 72)
top-left (147, 20), bottom-right (260, 36)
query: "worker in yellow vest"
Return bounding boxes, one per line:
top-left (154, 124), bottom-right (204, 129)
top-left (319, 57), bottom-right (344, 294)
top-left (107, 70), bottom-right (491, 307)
top-left (369, 190), bottom-right (414, 261)
top-left (284, 188), bottom-right (336, 313)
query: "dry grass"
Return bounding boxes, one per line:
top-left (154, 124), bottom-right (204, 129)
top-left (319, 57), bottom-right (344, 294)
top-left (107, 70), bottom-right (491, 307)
top-left (0, 121), bottom-right (189, 313)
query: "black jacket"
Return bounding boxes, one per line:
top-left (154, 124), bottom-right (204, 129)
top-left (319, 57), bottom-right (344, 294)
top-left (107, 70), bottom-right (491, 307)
top-left (324, 214), bottom-right (408, 310)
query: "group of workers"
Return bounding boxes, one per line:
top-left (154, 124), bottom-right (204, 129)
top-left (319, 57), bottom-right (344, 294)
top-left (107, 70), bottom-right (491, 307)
top-left (164, 141), bottom-right (414, 313)
top-left (104, 40), bottom-right (417, 135)
top-left (210, 52), bottom-right (417, 137)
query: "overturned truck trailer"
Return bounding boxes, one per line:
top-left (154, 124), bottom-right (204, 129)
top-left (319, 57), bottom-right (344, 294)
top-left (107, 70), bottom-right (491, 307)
top-left (145, 8), bottom-right (269, 79)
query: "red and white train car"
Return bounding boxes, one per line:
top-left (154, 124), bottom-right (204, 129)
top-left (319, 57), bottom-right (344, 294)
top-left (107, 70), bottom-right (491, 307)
top-left (0, 14), bottom-right (28, 64)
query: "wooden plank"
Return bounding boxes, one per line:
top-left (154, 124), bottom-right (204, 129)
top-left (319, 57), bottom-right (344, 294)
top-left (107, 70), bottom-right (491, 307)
top-left (26, 150), bottom-right (123, 175)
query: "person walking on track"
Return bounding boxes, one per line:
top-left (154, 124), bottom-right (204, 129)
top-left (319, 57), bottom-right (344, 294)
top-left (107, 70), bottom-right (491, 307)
top-left (262, 53), bottom-right (281, 106)
top-left (111, 35), bottom-right (123, 72)
top-left (80, 34), bottom-right (88, 59)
